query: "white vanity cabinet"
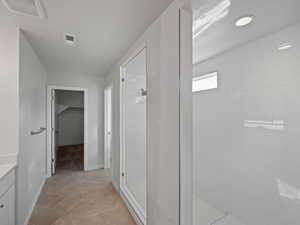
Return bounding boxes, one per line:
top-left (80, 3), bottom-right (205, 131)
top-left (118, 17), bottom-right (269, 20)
top-left (0, 167), bottom-right (15, 225)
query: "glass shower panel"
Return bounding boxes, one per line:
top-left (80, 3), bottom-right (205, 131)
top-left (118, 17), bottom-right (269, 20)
top-left (183, 0), bottom-right (300, 225)
top-left (123, 48), bottom-right (147, 223)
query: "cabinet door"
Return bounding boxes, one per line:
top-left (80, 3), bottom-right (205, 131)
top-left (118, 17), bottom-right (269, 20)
top-left (0, 186), bottom-right (15, 225)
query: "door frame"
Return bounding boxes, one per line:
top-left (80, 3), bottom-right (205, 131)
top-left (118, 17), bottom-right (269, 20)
top-left (46, 85), bottom-right (88, 177)
top-left (120, 44), bottom-right (147, 225)
top-left (180, 3), bottom-right (193, 225)
top-left (104, 85), bottom-right (113, 169)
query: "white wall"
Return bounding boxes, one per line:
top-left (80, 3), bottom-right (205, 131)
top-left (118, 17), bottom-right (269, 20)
top-left (56, 90), bottom-right (84, 108)
top-left (56, 90), bottom-right (84, 146)
top-left (0, 17), bottom-right (19, 164)
top-left (58, 110), bottom-right (84, 146)
top-left (18, 32), bottom-right (47, 225)
top-left (105, 1), bottom-right (183, 224)
top-left (47, 72), bottom-right (105, 170)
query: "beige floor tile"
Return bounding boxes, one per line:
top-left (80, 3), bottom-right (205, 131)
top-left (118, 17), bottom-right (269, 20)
top-left (29, 207), bottom-right (61, 225)
top-left (29, 169), bottom-right (136, 225)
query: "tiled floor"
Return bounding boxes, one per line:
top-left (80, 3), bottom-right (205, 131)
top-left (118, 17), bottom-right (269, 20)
top-left (29, 169), bottom-right (136, 225)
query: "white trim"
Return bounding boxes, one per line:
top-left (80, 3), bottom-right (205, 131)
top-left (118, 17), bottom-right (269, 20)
top-left (145, 42), bottom-right (150, 225)
top-left (120, 44), bottom-right (147, 225)
top-left (193, 71), bottom-right (218, 81)
top-left (112, 178), bottom-right (119, 192)
top-left (120, 190), bottom-right (144, 225)
top-left (46, 86), bottom-right (88, 177)
top-left (23, 175), bottom-right (46, 225)
top-left (180, 5), bottom-right (193, 225)
top-left (86, 164), bottom-right (104, 171)
top-left (121, 186), bottom-right (146, 224)
top-left (104, 85), bottom-right (113, 169)
top-left (120, 44), bottom-right (147, 68)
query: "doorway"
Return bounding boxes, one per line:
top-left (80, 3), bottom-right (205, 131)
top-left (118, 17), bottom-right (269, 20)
top-left (47, 86), bottom-right (88, 176)
top-left (120, 47), bottom-right (147, 225)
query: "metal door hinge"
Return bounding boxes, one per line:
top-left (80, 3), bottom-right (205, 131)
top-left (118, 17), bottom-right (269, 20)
top-left (141, 88), bottom-right (147, 96)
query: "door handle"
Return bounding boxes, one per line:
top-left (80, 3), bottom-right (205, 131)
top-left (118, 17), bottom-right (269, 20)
top-left (31, 127), bottom-right (46, 136)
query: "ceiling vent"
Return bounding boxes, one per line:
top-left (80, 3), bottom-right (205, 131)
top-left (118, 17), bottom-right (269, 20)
top-left (64, 34), bottom-right (76, 46)
top-left (2, 0), bottom-right (47, 19)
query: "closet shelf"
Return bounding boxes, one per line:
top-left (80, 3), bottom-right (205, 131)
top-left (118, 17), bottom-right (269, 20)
top-left (56, 105), bottom-right (84, 114)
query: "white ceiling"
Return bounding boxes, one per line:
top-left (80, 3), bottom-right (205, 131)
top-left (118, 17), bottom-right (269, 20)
top-left (0, 0), bottom-right (173, 76)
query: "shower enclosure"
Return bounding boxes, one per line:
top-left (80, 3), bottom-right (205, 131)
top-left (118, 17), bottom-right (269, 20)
top-left (180, 0), bottom-right (300, 225)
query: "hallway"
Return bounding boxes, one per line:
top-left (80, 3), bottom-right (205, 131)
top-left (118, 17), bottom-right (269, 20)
top-left (2, 0), bottom-right (300, 225)
top-left (29, 170), bottom-right (136, 225)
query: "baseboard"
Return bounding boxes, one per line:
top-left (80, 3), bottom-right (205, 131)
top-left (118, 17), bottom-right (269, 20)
top-left (23, 175), bottom-right (46, 225)
top-left (120, 190), bottom-right (144, 225)
top-left (85, 164), bottom-right (104, 171)
top-left (112, 179), bottom-right (119, 192)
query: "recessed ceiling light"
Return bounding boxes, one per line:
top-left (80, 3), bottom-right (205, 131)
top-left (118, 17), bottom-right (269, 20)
top-left (235, 16), bottom-right (254, 27)
top-left (278, 43), bottom-right (292, 51)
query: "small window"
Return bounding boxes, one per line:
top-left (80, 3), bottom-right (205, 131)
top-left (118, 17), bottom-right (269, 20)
top-left (192, 72), bottom-right (218, 92)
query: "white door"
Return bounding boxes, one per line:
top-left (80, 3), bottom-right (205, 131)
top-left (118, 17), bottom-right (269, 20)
top-left (105, 86), bottom-right (112, 169)
top-left (121, 48), bottom-right (147, 224)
